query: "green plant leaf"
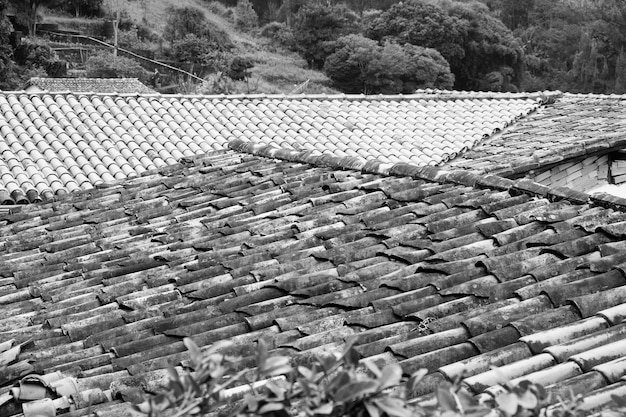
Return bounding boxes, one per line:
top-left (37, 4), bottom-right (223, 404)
top-left (334, 380), bottom-right (379, 403)
top-left (408, 369), bottom-right (428, 393)
top-left (379, 364), bottom-right (402, 390)
top-left (185, 374), bottom-right (202, 397)
top-left (261, 356), bottom-right (292, 377)
top-left (495, 392), bottom-right (519, 416)
top-left (326, 370), bottom-right (351, 395)
top-left (516, 391), bottom-right (538, 410)
top-left (373, 397), bottom-right (413, 417)
top-left (298, 366), bottom-right (314, 380)
top-left (362, 360), bottom-right (382, 378)
top-left (244, 394), bottom-right (259, 412)
top-left (344, 345), bottom-right (361, 369)
top-left (364, 399), bottom-right (381, 417)
top-left (436, 386), bottom-right (459, 412)
top-left (320, 353), bottom-right (338, 372)
top-left (313, 402), bottom-right (335, 415)
top-left (613, 394), bottom-right (626, 407)
top-left (184, 337), bottom-right (203, 369)
top-left (257, 338), bottom-right (269, 370)
top-left (259, 402), bottom-right (285, 414)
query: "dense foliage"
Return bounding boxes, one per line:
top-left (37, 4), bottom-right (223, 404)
top-left (132, 337), bottom-right (584, 417)
top-left (85, 51), bottom-right (146, 79)
top-left (324, 34), bottom-right (454, 93)
top-left (365, 1), bottom-right (523, 91)
top-left (292, 3), bottom-right (359, 69)
top-left (5, 0), bottom-right (626, 94)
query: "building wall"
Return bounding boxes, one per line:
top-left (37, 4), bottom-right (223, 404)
top-left (528, 154), bottom-right (610, 191)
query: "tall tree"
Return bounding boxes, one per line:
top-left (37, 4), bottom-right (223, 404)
top-left (0, 0), bottom-right (18, 90)
top-left (365, 0), bottom-right (524, 91)
top-left (292, 2), bottom-right (359, 69)
top-left (324, 34), bottom-right (454, 93)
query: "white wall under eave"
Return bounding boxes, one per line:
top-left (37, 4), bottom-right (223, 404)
top-left (528, 154), bottom-right (610, 194)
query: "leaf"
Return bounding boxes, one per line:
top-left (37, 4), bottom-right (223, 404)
top-left (362, 360), bottom-right (382, 378)
top-left (408, 368), bottom-right (428, 393)
top-left (203, 340), bottom-right (234, 356)
top-left (298, 366), bottom-right (314, 380)
top-left (516, 390), bottom-right (538, 409)
top-left (183, 338), bottom-right (203, 369)
top-left (261, 356), bottom-right (292, 377)
top-left (167, 367), bottom-right (181, 384)
top-left (343, 345), bottom-right (361, 369)
top-left (326, 370), bottom-right (351, 395)
top-left (379, 364), bottom-right (402, 390)
top-left (613, 394), bottom-right (626, 408)
top-left (495, 392), bottom-right (519, 416)
top-left (320, 353), bottom-right (338, 372)
top-left (313, 402), bottom-right (334, 415)
top-left (436, 386), bottom-right (459, 412)
top-left (186, 374), bottom-right (202, 397)
top-left (334, 380), bottom-right (379, 403)
top-left (257, 338), bottom-right (269, 370)
top-left (258, 402), bottom-right (285, 414)
top-left (243, 394), bottom-right (259, 412)
top-left (373, 397), bottom-right (413, 417)
top-left (364, 399), bottom-right (381, 417)
top-left (265, 379), bottom-right (287, 400)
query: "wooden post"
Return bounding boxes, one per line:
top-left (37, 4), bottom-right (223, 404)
top-left (113, 8), bottom-right (119, 57)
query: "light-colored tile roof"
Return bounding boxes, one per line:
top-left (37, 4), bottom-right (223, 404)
top-left (0, 91), bottom-right (544, 203)
top-left (1, 145), bottom-right (626, 417)
top-left (25, 77), bottom-right (156, 94)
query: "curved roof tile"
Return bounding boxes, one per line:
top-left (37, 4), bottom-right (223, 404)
top-left (0, 91), bottom-right (546, 203)
top-left (0, 143), bottom-right (626, 415)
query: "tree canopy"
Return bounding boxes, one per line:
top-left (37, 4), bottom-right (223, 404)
top-left (292, 3), bottom-right (359, 69)
top-left (324, 34), bottom-right (454, 93)
top-left (365, 0), bottom-right (524, 91)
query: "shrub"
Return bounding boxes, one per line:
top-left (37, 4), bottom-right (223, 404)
top-left (324, 34), bottom-right (454, 94)
top-left (292, 3), bottom-right (360, 69)
top-left (131, 338), bottom-right (573, 417)
top-left (260, 21), bottom-right (296, 50)
top-left (234, 0), bottom-right (258, 30)
top-left (205, 1), bottom-right (233, 19)
top-left (85, 51), bottom-right (146, 79)
top-left (171, 34), bottom-right (218, 63)
top-left (13, 38), bottom-right (60, 75)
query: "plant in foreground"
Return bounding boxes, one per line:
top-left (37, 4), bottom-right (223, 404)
top-left (132, 338), bottom-right (580, 417)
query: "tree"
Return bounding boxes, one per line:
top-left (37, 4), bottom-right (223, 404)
top-left (85, 51), bottom-right (146, 79)
top-left (292, 3), bottom-right (359, 69)
top-left (444, 1), bottom-right (524, 91)
top-left (324, 34), bottom-right (454, 93)
top-left (0, 0), bottom-right (19, 90)
top-left (365, 0), bottom-right (524, 91)
top-left (163, 6), bottom-right (233, 51)
top-left (163, 6), bottom-right (210, 42)
top-left (234, 0), bottom-right (258, 30)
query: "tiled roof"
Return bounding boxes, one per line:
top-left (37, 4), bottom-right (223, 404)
top-left (25, 78), bottom-right (156, 94)
top-left (0, 91), bottom-right (545, 203)
top-left (448, 93), bottom-right (626, 176)
top-left (3, 141), bottom-right (626, 416)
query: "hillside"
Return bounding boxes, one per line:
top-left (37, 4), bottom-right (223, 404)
top-left (39, 0), bottom-right (338, 95)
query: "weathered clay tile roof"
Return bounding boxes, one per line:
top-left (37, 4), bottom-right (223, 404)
top-left (3, 140), bottom-right (626, 416)
top-left (447, 93), bottom-right (626, 176)
top-left (25, 78), bottom-right (156, 94)
top-left (0, 91), bottom-right (545, 203)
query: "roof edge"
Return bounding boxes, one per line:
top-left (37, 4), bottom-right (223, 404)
top-left (0, 90), bottom-right (562, 101)
top-left (228, 138), bottom-right (626, 210)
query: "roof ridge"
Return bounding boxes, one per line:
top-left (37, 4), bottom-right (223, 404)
top-left (228, 138), bottom-right (626, 210)
top-left (1, 90), bottom-right (561, 101)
